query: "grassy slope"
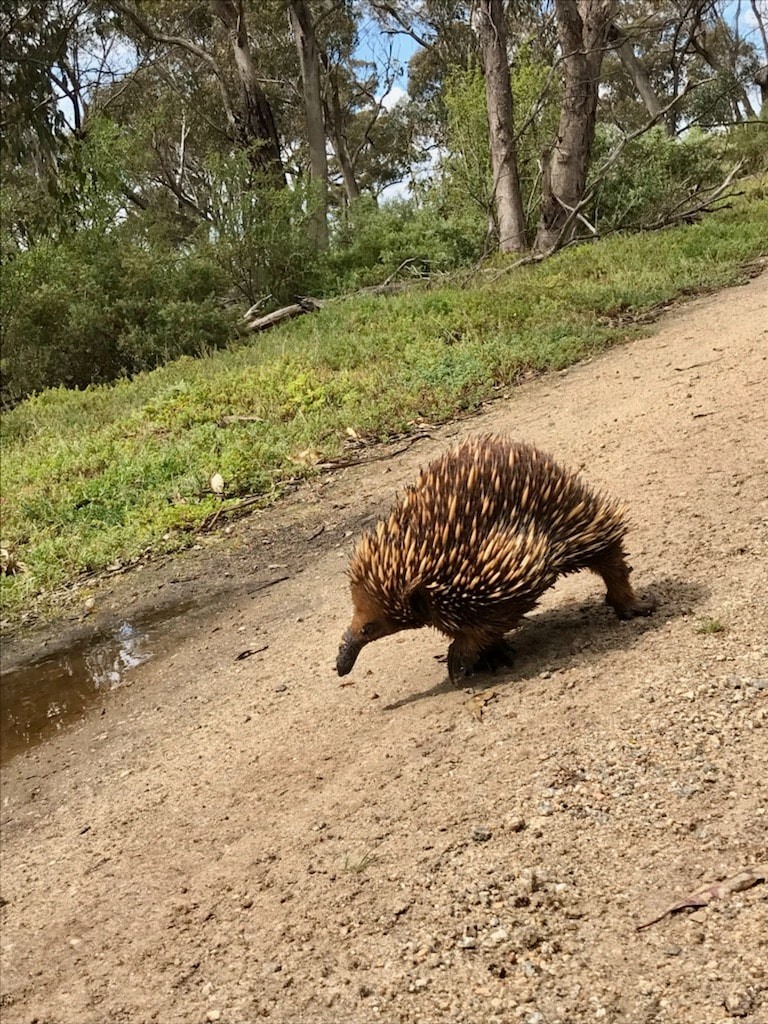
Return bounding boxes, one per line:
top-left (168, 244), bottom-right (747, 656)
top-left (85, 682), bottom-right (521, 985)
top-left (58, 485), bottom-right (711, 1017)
top-left (2, 197), bottom-right (767, 621)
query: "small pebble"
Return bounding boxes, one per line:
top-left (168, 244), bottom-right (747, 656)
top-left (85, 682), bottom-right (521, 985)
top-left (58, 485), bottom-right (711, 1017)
top-left (483, 926), bottom-right (509, 948)
top-left (724, 990), bottom-right (752, 1017)
top-left (471, 825), bottom-right (493, 843)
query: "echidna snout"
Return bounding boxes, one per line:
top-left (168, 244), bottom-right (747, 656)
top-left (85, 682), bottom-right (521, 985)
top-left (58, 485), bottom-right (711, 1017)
top-left (336, 435), bottom-right (655, 683)
top-left (336, 594), bottom-right (402, 675)
top-left (336, 629), bottom-right (361, 676)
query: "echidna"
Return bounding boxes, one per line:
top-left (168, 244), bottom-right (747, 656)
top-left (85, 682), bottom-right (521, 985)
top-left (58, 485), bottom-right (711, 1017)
top-left (336, 435), bottom-right (655, 682)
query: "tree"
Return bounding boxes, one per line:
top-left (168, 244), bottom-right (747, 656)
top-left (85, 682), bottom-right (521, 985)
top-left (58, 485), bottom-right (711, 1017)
top-left (288, 0), bottom-right (329, 247)
top-left (471, 0), bottom-right (527, 252)
top-left (0, 0), bottom-right (80, 162)
top-left (534, 0), bottom-right (616, 253)
top-left (113, 0), bottom-right (285, 185)
top-left (607, 19), bottom-right (667, 127)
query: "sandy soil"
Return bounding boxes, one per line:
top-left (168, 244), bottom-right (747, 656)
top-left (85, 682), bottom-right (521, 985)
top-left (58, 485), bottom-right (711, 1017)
top-left (1, 271), bottom-right (767, 1024)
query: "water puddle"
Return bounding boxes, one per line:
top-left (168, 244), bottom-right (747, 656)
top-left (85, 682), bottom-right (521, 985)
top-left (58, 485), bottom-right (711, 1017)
top-left (0, 602), bottom-right (195, 767)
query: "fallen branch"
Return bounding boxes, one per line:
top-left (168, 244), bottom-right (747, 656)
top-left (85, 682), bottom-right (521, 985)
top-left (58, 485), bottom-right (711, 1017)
top-left (355, 258), bottom-right (428, 297)
top-left (644, 161), bottom-right (744, 231)
top-left (200, 494), bottom-right (264, 530)
top-left (244, 296), bottom-right (325, 332)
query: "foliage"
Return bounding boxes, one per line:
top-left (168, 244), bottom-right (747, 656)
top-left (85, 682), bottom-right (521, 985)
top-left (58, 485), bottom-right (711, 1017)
top-left (510, 45), bottom-right (561, 230)
top-left (722, 112), bottom-right (768, 176)
top-left (323, 195), bottom-right (482, 292)
top-left (0, 0), bottom-right (74, 161)
top-left (437, 67), bottom-right (493, 230)
top-left (202, 151), bottom-right (324, 305)
top-left (589, 126), bottom-right (729, 231)
top-left (2, 194), bottom-right (767, 621)
top-left (0, 227), bottom-right (235, 406)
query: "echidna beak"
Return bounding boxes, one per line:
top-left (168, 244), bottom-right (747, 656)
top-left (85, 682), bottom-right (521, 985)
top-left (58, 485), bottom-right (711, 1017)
top-left (336, 629), bottom-right (364, 676)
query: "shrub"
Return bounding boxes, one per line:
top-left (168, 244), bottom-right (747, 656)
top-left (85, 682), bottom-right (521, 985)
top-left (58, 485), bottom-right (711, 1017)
top-left (323, 195), bottom-right (482, 292)
top-left (0, 229), bottom-right (236, 406)
top-left (589, 126), bottom-right (727, 231)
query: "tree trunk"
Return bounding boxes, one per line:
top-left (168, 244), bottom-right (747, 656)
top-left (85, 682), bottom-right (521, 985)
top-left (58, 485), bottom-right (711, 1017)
top-left (756, 65), bottom-right (768, 108)
top-left (752, 0), bottom-right (768, 63)
top-left (690, 16), bottom-right (757, 121)
top-left (472, 0), bottom-right (527, 252)
top-left (608, 22), bottom-right (669, 130)
top-left (322, 58), bottom-right (361, 206)
top-left (210, 0), bottom-right (284, 185)
top-left (288, 0), bottom-right (329, 248)
top-left (534, 0), bottom-right (616, 254)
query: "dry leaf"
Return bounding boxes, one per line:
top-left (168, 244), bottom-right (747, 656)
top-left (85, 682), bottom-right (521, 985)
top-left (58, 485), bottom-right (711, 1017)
top-left (637, 863), bottom-right (768, 930)
top-left (467, 689), bottom-right (500, 721)
top-left (290, 449), bottom-right (320, 467)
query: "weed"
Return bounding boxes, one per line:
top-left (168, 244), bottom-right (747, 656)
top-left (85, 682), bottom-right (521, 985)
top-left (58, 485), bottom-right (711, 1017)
top-left (695, 617), bottom-right (727, 635)
top-left (343, 848), bottom-right (379, 875)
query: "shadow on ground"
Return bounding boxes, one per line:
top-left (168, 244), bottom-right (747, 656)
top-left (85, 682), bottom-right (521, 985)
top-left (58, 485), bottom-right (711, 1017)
top-left (384, 574), bottom-right (706, 711)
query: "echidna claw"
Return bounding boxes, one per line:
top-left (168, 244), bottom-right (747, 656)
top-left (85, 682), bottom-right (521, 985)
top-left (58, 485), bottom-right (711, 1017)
top-left (609, 594), bottom-right (657, 620)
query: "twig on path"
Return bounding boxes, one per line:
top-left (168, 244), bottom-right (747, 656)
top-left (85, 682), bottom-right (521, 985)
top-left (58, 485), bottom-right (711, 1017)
top-left (246, 576), bottom-right (290, 595)
top-left (636, 863), bottom-right (767, 931)
top-left (235, 645), bottom-right (269, 661)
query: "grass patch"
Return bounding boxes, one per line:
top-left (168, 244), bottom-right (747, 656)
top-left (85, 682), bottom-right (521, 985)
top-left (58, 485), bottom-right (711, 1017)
top-left (2, 195), bottom-right (767, 623)
top-left (695, 617), bottom-right (727, 635)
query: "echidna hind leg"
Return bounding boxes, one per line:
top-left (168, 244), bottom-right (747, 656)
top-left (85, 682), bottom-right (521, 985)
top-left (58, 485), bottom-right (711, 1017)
top-left (588, 542), bottom-right (656, 620)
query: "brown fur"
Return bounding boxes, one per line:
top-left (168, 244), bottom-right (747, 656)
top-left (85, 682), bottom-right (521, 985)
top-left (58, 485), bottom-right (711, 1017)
top-left (336, 435), bottom-right (655, 681)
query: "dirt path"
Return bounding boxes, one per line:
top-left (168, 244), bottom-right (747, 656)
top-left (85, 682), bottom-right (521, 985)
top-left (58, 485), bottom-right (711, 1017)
top-left (1, 273), bottom-right (767, 1024)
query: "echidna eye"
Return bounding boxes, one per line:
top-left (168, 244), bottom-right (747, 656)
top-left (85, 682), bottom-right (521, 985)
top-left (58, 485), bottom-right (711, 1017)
top-left (360, 624), bottom-right (373, 636)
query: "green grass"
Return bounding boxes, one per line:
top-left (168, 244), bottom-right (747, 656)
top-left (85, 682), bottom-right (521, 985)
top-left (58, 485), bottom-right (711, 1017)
top-left (695, 616), bottom-right (727, 635)
top-left (2, 196), bottom-right (767, 623)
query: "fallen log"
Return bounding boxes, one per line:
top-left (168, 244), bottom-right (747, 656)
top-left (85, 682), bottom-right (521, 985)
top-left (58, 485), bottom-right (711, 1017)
top-left (244, 295), bottom-right (325, 332)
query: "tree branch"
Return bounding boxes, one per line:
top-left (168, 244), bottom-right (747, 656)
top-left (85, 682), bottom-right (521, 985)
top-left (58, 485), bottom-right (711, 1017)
top-left (111, 1), bottom-right (237, 130)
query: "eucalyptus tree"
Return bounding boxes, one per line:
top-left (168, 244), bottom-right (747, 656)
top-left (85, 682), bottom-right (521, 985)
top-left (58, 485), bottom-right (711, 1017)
top-left (534, 0), bottom-right (617, 253)
top-left (471, 0), bottom-right (527, 251)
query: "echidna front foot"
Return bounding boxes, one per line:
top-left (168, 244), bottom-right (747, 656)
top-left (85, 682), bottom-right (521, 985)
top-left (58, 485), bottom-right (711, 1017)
top-left (474, 638), bottom-right (516, 673)
top-left (447, 637), bottom-right (515, 685)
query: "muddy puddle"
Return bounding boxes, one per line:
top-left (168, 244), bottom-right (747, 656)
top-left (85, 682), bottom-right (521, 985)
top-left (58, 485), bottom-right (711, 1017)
top-left (0, 602), bottom-right (195, 766)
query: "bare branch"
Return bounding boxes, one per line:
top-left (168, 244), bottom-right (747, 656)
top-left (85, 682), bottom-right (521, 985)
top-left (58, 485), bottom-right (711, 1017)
top-left (369, 3), bottom-right (431, 50)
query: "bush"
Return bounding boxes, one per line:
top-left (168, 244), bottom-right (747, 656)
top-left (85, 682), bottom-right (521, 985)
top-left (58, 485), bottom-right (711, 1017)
top-left (322, 195), bottom-right (483, 292)
top-left (722, 111), bottom-right (768, 176)
top-left (201, 152), bottom-right (325, 305)
top-left (589, 126), bottom-right (727, 231)
top-left (0, 229), bottom-right (236, 406)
